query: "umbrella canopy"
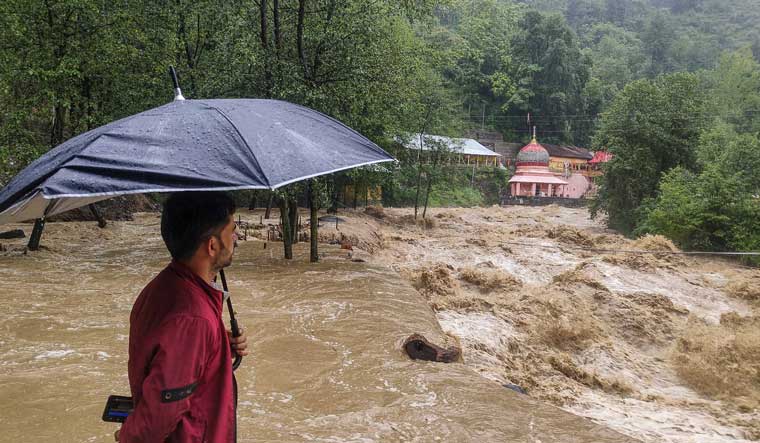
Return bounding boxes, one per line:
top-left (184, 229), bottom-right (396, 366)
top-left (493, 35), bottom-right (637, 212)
top-left (0, 99), bottom-right (394, 223)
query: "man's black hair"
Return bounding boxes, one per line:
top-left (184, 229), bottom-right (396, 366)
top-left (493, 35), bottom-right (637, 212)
top-left (161, 192), bottom-right (236, 261)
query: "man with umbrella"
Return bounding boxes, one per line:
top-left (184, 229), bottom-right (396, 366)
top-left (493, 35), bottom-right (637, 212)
top-left (117, 192), bottom-right (249, 442)
top-left (0, 70), bottom-right (394, 441)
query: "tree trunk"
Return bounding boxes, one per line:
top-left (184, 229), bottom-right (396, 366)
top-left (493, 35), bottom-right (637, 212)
top-left (414, 167), bottom-right (423, 219)
top-left (248, 191), bottom-right (257, 210)
top-left (309, 181), bottom-right (319, 262)
top-left (265, 192), bottom-right (274, 219)
top-left (297, 0), bottom-right (310, 80)
top-left (329, 176), bottom-right (339, 213)
top-left (89, 204), bottom-right (107, 228)
top-left (327, 192), bottom-right (338, 215)
top-left (288, 200), bottom-right (298, 244)
top-left (422, 175), bottom-right (433, 220)
top-left (273, 0), bottom-right (281, 51)
top-left (278, 198), bottom-right (293, 259)
top-left (259, 0), bottom-right (273, 96)
top-left (423, 153), bottom-right (440, 219)
top-left (259, 0), bottom-right (268, 48)
top-left (176, 7), bottom-right (198, 96)
top-left (50, 104), bottom-right (66, 147)
top-left (28, 218), bottom-right (46, 251)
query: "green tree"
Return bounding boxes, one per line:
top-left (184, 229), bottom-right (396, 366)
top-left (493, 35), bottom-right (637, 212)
top-left (637, 164), bottom-right (760, 261)
top-left (641, 11), bottom-right (677, 76)
top-left (636, 166), bottom-right (738, 250)
top-left (668, 31), bottom-right (721, 72)
top-left (605, 47), bottom-right (760, 258)
top-left (0, 0), bottom-right (219, 185)
top-left (591, 72), bottom-right (708, 233)
top-left (697, 124), bottom-right (760, 192)
top-left (582, 24), bottom-right (648, 96)
top-left (704, 48), bottom-right (760, 134)
top-left (581, 23), bottom-right (649, 118)
top-left (507, 10), bottom-right (592, 144)
top-left (429, 0), bottom-right (521, 131)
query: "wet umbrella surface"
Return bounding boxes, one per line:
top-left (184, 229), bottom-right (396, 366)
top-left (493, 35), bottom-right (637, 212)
top-left (0, 99), bottom-right (393, 223)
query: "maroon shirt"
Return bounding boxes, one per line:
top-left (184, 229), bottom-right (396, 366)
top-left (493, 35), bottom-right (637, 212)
top-left (120, 261), bottom-right (236, 443)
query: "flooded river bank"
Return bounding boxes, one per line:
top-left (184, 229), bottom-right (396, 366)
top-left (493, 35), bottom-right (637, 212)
top-left (0, 212), bottom-right (633, 442)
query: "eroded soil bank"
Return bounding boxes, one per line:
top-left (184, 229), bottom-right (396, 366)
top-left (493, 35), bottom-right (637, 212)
top-left (325, 205), bottom-right (759, 443)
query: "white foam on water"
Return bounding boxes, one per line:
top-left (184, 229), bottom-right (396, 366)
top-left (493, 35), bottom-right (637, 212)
top-left (409, 391), bottom-right (437, 408)
top-left (436, 311), bottom-right (514, 353)
top-left (569, 390), bottom-right (756, 443)
top-left (34, 349), bottom-right (76, 360)
top-left (593, 262), bottom-right (751, 324)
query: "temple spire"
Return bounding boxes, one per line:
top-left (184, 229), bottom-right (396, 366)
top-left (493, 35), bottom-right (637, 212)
top-left (531, 126), bottom-right (537, 143)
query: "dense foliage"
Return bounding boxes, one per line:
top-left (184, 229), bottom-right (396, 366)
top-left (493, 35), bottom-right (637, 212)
top-left (1, 0), bottom-right (759, 255)
top-left (594, 49), bottom-right (760, 259)
top-left (590, 72), bottom-right (708, 232)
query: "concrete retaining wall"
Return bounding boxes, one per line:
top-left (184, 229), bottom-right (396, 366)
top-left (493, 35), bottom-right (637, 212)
top-left (501, 196), bottom-right (590, 208)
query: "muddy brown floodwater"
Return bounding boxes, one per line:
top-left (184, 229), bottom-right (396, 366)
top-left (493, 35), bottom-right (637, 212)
top-left (362, 206), bottom-right (760, 443)
top-left (0, 213), bottom-right (634, 442)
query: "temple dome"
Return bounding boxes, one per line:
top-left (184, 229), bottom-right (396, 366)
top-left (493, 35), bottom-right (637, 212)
top-left (516, 138), bottom-right (549, 166)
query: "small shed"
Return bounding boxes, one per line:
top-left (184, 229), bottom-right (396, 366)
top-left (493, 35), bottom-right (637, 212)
top-left (401, 134), bottom-right (501, 167)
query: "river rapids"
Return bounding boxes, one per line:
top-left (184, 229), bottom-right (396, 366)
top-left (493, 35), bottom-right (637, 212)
top-left (0, 205), bottom-right (758, 442)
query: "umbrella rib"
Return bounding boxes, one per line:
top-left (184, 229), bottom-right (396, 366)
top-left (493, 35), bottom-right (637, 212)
top-left (38, 184), bottom-right (270, 200)
top-left (269, 158), bottom-right (395, 190)
top-left (203, 103), bottom-right (273, 189)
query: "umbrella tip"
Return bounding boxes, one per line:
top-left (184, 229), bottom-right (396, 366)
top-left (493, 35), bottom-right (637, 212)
top-left (168, 66), bottom-right (186, 101)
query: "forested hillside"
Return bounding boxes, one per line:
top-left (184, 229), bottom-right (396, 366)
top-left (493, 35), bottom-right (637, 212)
top-left (0, 0), bottom-right (758, 257)
top-left (439, 0), bottom-right (760, 142)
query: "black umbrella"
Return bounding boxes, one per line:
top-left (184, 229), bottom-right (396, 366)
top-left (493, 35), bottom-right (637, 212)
top-left (0, 100), bottom-right (393, 224)
top-left (0, 68), bottom-right (395, 372)
top-left (0, 79), bottom-right (393, 224)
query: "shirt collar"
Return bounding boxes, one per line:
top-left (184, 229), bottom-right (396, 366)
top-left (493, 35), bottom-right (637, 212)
top-left (168, 260), bottom-right (225, 300)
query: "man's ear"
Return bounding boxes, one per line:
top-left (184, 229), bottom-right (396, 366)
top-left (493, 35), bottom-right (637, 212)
top-left (206, 235), bottom-right (219, 258)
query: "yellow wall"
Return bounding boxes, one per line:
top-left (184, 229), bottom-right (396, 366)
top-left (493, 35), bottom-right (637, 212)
top-left (462, 154), bottom-right (499, 166)
top-left (549, 156), bottom-right (588, 173)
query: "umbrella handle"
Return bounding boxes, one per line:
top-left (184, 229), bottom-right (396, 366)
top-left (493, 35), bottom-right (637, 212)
top-left (219, 269), bottom-right (243, 371)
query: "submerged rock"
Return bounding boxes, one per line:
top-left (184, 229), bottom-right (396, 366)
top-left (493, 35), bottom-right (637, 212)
top-left (403, 333), bottom-right (461, 363)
